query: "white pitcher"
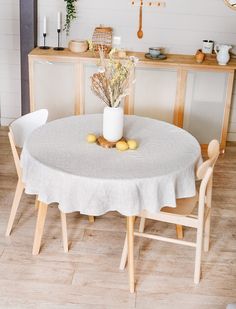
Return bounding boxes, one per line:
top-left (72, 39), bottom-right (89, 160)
top-left (214, 44), bottom-right (232, 65)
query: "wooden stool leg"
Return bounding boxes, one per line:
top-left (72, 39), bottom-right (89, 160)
top-left (88, 216), bottom-right (95, 223)
top-left (176, 225), bottom-right (184, 239)
top-left (60, 212), bottom-right (68, 253)
top-left (32, 202), bottom-right (48, 255)
top-left (127, 216), bottom-right (135, 293)
top-left (119, 234), bottom-right (128, 270)
top-left (203, 209), bottom-right (211, 252)
top-left (139, 217), bottom-right (146, 233)
top-left (5, 180), bottom-right (24, 236)
top-left (35, 196), bottom-right (40, 210)
top-left (194, 225), bottom-right (204, 284)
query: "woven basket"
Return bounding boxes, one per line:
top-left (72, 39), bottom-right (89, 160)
top-left (92, 27), bottom-right (113, 53)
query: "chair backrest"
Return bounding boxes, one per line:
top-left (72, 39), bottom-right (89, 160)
top-left (196, 139), bottom-right (219, 216)
top-left (197, 139), bottom-right (220, 180)
top-left (9, 109), bottom-right (48, 148)
top-left (198, 166), bottom-right (213, 218)
top-left (8, 109), bottom-right (48, 179)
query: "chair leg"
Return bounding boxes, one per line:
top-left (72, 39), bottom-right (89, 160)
top-left (176, 225), bottom-right (184, 239)
top-left (35, 196), bottom-right (40, 210)
top-left (60, 212), bottom-right (68, 253)
top-left (194, 225), bottom-right (204, 284)
top-left (5, 179), bottom-right (24, 236)
top-left (139, 217), bottom-right (146, 233)
top-left (203, 209), bottom-right (211, 252)
top-left (32, 202), bottom-right (48, 255)
top-left (127, 216), bottom-right (135, 293)
top-left (88, 216), bottom-right (95, 223)
top-left (119, 234), bottom-right (128, 270)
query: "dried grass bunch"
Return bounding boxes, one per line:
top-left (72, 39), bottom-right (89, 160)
top-left (91, 48), bottom-right (138, 108)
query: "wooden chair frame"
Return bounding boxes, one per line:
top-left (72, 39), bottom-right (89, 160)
top-left (120, 167), bottom-right (213, 292)
top-left (6, 111), bottom-right (95, 255)
top-left (6, 111), bottom-right (67, 254)
top-left (120, 140), bottom-right (220, 293)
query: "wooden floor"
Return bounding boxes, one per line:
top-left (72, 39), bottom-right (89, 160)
top-left (0, 126), bottom-right (236, 309)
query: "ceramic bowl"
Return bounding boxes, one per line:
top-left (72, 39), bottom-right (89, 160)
top-left (149, 47), bottom-right (161, 58)
top-left (69, 40), bottom-right (88, 53)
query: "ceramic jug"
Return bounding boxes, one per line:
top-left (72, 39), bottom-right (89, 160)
top-left (214, 44), bottom-right (232, 65)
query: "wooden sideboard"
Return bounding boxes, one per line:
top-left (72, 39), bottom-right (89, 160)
top-left (28, 48), bottom-right (236, 152)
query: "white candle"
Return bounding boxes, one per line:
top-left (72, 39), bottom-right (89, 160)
top-left (43, 16), bottom-right (47, 34)
top-left (57, 12), bottom-right (61, 30)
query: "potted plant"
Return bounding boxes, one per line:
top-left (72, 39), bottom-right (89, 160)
top-left (64, 0), bottom-right (78, 35)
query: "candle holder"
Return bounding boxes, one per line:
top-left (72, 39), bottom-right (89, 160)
top-left (54, 29), bottom-right (64, 51)
top-left (39, 33), bottom-right (50, 50)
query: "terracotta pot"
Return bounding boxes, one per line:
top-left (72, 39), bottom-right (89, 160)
top-left (195, 49), bottom-right (205, 64)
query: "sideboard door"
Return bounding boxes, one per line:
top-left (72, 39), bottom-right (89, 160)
top-left (133, 68), bottom-right (178, 123)
top-left (183, 71), bottom-right (228, 144)
top-left (31, 61), bottom-right (76, 121)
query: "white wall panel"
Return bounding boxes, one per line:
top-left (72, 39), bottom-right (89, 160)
top-left (0, 0), bottom-right (21, 125)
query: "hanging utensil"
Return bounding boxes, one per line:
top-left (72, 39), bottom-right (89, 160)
top-left (137, 1), bottom-right (143, 39)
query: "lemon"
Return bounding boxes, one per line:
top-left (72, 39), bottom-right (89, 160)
top-left (116, 141), bottom-right (129, 151)
top-left (127, 139), bottom-right (138, 150)
top-left (87, 134), bottom-right (97, 143)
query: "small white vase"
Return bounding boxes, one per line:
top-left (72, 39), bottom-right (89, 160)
top-left (103, 106), bottom-right (124, 142)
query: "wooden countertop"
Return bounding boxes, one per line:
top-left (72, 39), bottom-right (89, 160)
top-left (29, 47), bottom-right (236, 71)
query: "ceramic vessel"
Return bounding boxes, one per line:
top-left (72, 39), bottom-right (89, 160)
top-left (149, 47), bottom-right (161, 58)
top-left (103, 106), bottom-right (124, 142)
top-left (214, 44), bottom-right (232, 65)
top-left (68, 40), bottom-right (88, 53)
top-left (202, 40), bottom-right (214, 54)
top-left (195, 49), bottom-right (205, 64)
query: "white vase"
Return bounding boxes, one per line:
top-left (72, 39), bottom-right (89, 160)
top-left (103, 106), bottom-right (124, 142)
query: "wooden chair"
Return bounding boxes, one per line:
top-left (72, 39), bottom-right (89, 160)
top-left (6, 109), bottom-right (94, 254)
top-left (6, 109), bottom-right (49, 237)
top-left (120, 139), bottom-right (220, 291)
top-left (174, 140), bottom-right (220, 239)
top-left (141, 140), bottom-right (220, 240)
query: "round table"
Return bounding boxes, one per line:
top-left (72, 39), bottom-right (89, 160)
top-left (21, 114), bottom-right (202, 292)
top-left (21, 114), bottom-right (201, 216)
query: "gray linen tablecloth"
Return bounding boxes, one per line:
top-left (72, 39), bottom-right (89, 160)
top-left (21, 114), bottom-right (202, 216)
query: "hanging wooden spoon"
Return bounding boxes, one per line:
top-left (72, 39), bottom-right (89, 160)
top-left (137, 1), bottom-right (143, 39)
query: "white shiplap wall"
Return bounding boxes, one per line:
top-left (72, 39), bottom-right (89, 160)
top-left (1, 0), bottom-right (236, 140)
top-left (0, 0), bottom-right (21, 126)
top-left (38, 0), bottom-right (236, 141)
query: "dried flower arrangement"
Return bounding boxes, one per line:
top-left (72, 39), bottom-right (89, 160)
top-left (91, 48), bottom-right (138, 108)
top-left (64, 0), bottom-right (77, 35)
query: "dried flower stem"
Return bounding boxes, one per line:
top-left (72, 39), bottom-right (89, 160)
top-left (91, 47), bottom-right (138, 108)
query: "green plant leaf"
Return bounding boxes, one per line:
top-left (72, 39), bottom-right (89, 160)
top-left (64, 0), bottom-right (78, 35)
